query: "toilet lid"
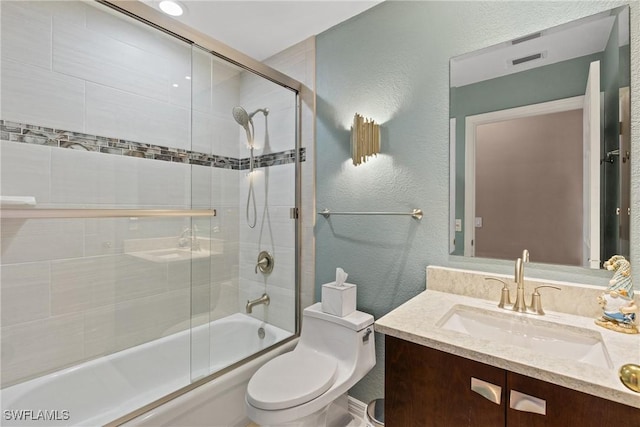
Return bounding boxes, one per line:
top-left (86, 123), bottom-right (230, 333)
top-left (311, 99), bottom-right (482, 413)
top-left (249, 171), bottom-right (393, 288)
top-left (247, 349), bottom-right (338, 410)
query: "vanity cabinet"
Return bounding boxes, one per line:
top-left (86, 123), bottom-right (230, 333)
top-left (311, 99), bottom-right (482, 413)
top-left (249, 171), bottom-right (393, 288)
top-left (385, 336), bottom-right (640, 427)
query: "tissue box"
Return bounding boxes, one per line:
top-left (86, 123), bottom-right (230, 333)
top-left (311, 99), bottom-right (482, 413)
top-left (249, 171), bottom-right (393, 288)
top-left (321, 282), bottom-right (357, 317)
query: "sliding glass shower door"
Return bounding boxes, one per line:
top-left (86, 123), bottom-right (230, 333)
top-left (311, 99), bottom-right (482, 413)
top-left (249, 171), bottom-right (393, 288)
top-left (1, 1), bottom-right (298, 425)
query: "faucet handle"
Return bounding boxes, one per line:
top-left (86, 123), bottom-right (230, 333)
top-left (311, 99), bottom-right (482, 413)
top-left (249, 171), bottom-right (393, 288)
top-left (484, 277), bottom-right (513, 309)
top-left (528, 286), bottom-right (561, 315)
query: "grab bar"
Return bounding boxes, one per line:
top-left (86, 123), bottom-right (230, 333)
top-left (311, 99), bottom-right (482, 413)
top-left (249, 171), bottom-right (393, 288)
top-left (0, 208), bottom-right (216, 219)
top-left (318, 208), bottom-right (423, 220)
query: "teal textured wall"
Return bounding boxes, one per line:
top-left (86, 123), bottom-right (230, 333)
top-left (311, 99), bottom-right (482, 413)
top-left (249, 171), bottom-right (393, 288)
top-left (315, 1), bottom-right (639, 404)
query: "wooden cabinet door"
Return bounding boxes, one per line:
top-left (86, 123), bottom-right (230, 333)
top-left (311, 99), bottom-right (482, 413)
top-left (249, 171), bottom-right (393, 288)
top-left (385, 336), bottom-right (506, 427)
top-left (506, 372), bottom-right (640, 427)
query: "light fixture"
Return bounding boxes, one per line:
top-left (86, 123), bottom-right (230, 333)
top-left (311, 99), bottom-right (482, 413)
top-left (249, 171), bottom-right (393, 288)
top-left (158, 0), bottom-right (184, 17)
top-left (351, 113), bottom-right (381, 166)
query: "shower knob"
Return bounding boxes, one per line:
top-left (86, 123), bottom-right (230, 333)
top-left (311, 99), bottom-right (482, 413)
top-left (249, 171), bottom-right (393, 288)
top-left (255, 251), bottom-right (274, 274)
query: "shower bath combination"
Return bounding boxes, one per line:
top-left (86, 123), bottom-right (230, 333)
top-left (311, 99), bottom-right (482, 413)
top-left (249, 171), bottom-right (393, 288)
top-left (233, 106), bottom-right (269, 228)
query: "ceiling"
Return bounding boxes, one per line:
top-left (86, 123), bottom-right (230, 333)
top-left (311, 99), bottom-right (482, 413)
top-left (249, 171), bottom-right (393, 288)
top-left (451, 8), bottom-right (628, 87)
top-left (141, 1), bottom-right (382, 61)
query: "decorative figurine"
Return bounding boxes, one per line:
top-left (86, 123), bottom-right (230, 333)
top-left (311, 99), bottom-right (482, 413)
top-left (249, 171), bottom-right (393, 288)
top-left (595, 255), bottom-right (638, 334)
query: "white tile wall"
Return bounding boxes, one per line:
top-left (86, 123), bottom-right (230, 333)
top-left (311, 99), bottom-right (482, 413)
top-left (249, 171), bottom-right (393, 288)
top-left (50, 148), bottom-right (117, 205)
top-left (53, 19), bottom-right (174, 104)
top-left (212, 115), bottom-right (242, 159)
top-left (1, 313), bottom-right (85, 386)
top-left (1, 218), bottom-right (85, 264)
top-left (85, 82), bottom-right (190, 149)
top-left (192, 47), bottom-right (214, 114)
top-left (1, 262), bottom-right (51, 327)
top-left (50, 255), bottom-right (169, 315)
top-left (192, 111), bottom-right (215, 155)
top-left (83, 289), bottom-right (190, 356)
top-left (0, 140), bottom-right (52, 205)
top-left (1, 59), bottom-right (85, 132)
top-left (0, 1), bottom-right (52, 69)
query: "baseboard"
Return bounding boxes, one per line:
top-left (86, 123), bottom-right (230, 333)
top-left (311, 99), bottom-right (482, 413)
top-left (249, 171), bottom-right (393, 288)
top-left (348, 396), bottom-right (368, 425)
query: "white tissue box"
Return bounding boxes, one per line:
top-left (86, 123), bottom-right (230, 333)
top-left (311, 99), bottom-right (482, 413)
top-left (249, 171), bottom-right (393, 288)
top-left (321, 282), bottom-right (356, 317)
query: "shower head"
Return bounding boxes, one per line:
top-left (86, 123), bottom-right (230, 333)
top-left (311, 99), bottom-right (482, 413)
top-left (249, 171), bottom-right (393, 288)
top-left (232, 106), bottom-right (253, 144)
top-left (232, 106), bottom-right (269, 146)
top-left (232, 106), bottom-right (250, 127)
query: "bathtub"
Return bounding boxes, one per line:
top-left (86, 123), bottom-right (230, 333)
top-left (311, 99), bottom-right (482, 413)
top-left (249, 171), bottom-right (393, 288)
top-left (1, 313), bottom-right (293, 427)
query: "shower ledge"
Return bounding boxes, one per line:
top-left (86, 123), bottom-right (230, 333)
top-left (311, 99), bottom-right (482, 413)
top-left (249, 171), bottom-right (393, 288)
top-left (124, 236), bottom-right (223, 263)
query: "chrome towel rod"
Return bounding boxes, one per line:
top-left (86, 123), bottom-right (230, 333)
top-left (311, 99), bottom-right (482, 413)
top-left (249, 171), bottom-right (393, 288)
top-left (318, 208), bottom-right (423, 220)
top-left (0, 208), bottom-right (216, 219)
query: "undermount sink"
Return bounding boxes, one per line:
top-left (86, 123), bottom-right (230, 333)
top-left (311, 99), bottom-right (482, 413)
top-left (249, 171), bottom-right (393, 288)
top-left (437, 305), bottom-right (613, 369)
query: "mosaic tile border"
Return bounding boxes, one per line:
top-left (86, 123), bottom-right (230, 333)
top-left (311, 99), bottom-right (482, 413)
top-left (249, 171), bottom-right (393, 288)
top-left (0, 120), bottom-right (304, 170)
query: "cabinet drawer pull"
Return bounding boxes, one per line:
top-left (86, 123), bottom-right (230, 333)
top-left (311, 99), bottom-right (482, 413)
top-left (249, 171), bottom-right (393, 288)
top-left (510, 390), bottom-right (546, 415)
top-left (471, 377), bottom-right (502, 404)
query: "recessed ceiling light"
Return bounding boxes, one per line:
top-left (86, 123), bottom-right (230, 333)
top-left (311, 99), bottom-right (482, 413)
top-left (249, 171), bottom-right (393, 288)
top-left (159, 0), bottom-right (184, 17)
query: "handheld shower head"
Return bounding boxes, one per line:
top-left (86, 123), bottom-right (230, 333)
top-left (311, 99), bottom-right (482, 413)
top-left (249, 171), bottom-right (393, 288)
top-left (232, 106), bottom-right (252, 143)
top-left (232, 105), bottom-right (269, 230)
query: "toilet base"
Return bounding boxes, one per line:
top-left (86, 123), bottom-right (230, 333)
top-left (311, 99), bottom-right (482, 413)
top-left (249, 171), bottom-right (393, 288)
top-left (257, 394), bottom-right (354, 427)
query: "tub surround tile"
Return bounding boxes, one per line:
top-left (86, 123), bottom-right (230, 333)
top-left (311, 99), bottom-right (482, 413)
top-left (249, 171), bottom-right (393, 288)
top-left (0, 1), bottom-right (52, 70)
top-left (0, 218), bottom-right (85, 264)
top-left (53, 19), bottom-right (178, 105)
top-left (50, 255), bottom-right (169, 315)
top-left (0, 262), bottom-right (51, 327)
top-left (1, 313), bottom-right (85, 387)
top-left (84, 289), bottom-right (191, 358)
top-left (84, 3), bottom-right (187, 64)
top-left (0, 140), bottom-right (51, 204)
top-left (210, 280), bottom-right (239, 321)
top-left (264, 284), bottom-right (296, 333)
top-left (0, 61), bottom-right (85, 132)
top-left (85, 82), bottom-right (190, 150)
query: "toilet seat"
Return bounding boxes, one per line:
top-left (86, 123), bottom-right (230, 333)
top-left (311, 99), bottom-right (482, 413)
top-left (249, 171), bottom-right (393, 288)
top-left (247, 348), bottom-right (338, 410)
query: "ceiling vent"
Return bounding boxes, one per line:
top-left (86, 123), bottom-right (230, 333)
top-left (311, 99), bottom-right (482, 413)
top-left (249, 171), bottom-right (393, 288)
top-left (511, 32), bottom-right (542, 45)
top-left (511, 53), bottom-right (544, 66)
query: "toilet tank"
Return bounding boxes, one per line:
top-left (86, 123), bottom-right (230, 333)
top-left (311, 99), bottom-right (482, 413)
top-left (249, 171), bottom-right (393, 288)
top-left (298, 303), bottom-right (375, 370)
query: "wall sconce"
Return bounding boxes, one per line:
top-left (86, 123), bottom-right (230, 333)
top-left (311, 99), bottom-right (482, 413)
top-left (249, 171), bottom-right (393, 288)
top-left (351, 113), bottom-right (381, 166)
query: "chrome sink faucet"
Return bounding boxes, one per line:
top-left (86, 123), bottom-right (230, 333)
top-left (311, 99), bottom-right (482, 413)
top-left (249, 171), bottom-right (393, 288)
top-left (513, 249), bottom-right (529, 313)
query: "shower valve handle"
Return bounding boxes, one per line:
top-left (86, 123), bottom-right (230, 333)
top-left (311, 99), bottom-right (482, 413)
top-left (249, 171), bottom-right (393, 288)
top-left (255, 251), bottom-right (274, 274)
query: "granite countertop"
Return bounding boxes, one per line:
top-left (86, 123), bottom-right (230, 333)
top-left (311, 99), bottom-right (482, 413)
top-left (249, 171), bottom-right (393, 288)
top-left (375, 289), bottom-right (640, 409)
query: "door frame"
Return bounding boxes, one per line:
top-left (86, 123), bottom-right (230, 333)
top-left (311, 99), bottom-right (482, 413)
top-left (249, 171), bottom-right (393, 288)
top-left (463, 96), bottom-right (584, 257)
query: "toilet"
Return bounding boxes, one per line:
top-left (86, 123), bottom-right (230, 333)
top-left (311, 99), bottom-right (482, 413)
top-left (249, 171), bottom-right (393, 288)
top-left (245, 303), bottom-right (376, 426)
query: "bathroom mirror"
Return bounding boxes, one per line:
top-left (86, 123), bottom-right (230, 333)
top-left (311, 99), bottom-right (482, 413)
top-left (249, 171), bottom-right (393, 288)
top-left (449, 6), bottom-right (630, 269)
